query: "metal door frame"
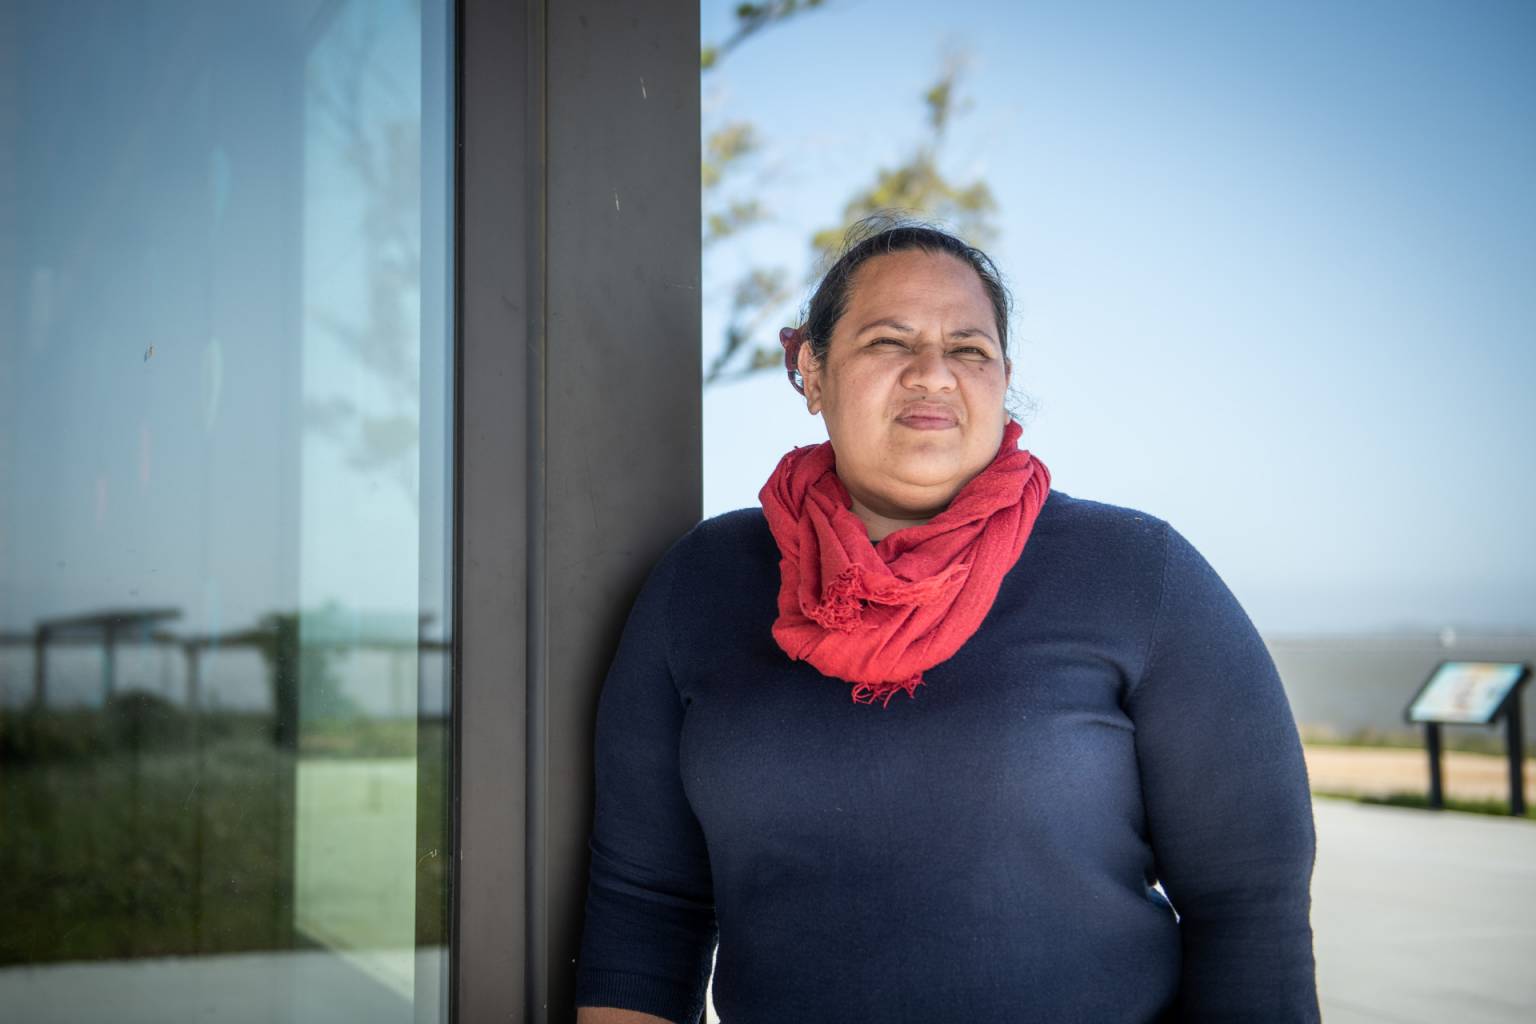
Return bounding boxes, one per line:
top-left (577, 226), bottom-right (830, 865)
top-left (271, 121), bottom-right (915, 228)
top-left (454, 2), bottom-right (702, 1019)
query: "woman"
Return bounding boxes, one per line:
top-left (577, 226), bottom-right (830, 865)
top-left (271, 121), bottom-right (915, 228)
top-left (575, 221), bottom-right (1318, 1023)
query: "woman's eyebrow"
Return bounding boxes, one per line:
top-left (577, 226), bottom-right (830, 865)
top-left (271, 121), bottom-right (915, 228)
top-left (855, 318), bottom-right (996, 343)
top-left (856, 317), bottom-right (916, 335)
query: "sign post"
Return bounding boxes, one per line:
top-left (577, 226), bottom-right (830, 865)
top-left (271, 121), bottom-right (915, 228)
top-left (1506, 687), bottom-right (1525, 817)
top-left (1406, 661), bottom-right (1530, 816)
top-left (1424, 720), bottom-right (1444, 809)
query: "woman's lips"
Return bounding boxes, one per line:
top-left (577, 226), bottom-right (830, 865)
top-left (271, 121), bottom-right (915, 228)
top-left (896, 406), bottom-right (959, 429)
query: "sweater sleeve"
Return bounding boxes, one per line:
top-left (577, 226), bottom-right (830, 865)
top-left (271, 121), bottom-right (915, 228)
top-left (574, 546), bottom-right (718, 1023)
top-left (1127, 522), bottom-right (1319, 1022)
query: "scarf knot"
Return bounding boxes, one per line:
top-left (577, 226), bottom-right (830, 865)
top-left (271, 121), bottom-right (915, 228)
top-left (806, 566), bottom-right (870, 632)
top-left (760, 419), bottom-right (1051, 705)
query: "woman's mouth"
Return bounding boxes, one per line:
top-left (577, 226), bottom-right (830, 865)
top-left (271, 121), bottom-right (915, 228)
top-left (896, 405), bottom-right (959, 430)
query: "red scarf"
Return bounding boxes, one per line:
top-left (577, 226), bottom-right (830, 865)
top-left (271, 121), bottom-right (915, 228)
top-left (759, 419), bottom-right (1051, 705)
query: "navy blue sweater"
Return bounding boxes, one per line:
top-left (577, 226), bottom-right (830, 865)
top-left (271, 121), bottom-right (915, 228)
top-left (575, 490), bottom-right (1318, 1022)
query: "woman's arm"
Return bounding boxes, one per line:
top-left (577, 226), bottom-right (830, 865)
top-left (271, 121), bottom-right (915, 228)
top-left (573, 543), bottom-right (718, 1023)
top-left (1127, 522), bottom-right (1320, 1021)
top-left (576, 1009), bottom-right (675, 1024)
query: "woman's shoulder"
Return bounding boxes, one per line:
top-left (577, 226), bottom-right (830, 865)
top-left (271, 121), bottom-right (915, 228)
top-left (1037, 490), bottom-right (1249, 623)
top-left (657, 507), bottom-right (776, 574)
top-left (688, 505), bottom-right (772, 544)
top-left (1022, 489), bottom-right (1192, 604)
top-left (1035, 488), bottom-right (1171, 551)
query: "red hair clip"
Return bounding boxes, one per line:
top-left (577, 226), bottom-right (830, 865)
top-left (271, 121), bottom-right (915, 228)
top-left (780, 326), bottom-right (806, 395)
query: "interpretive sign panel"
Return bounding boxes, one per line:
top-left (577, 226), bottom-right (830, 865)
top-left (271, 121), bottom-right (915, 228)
top-left (1406, 661), bottom-right (1529, 726)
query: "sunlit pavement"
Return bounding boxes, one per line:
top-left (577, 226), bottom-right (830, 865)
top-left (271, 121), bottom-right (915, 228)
top-left (5, 800), bottom-right (1531, 1023)
top-left (1312, 797), bottom-right (1536, 1023)
top-left (0, 948), bottom-right (443, 1023)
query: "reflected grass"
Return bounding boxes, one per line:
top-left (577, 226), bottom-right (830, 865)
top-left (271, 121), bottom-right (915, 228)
top-left (0, 710), bottom-right (446, 966)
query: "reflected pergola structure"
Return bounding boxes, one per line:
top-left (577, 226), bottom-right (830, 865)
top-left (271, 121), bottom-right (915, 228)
top-left (3, 609), bottom-right (448, 724)
top-left (24, 608), bottom-right (181, 711)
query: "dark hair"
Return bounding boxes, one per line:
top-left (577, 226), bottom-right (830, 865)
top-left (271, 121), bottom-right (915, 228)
top-left (798, 215), bottom-right (1013, 374)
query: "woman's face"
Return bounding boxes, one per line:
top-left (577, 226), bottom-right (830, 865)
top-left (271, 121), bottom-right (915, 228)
top-left (798, 249), bottom-right (1011, 524)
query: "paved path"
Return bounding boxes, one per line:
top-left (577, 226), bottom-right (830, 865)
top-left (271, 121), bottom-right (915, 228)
top-left (3, 798), bottom-right (1530, 1022)
top-left (0, 948), bottom-right (438, 1023)
top-left (1312, 797), bottom-right (1536, 1023)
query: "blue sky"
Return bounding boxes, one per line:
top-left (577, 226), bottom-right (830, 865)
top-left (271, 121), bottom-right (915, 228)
top-left (699, 0), bottom-right (1536, 633)
top-left (3, 0), bottom-right (1531, 658)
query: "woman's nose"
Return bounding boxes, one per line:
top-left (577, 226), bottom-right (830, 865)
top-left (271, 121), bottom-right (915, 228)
top-left (900, 344), bottom-right (957, 392)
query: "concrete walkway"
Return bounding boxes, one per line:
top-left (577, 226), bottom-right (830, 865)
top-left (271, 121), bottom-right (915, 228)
top-left (3, 800), bottom-right (1529, 1022)
top-left (1312, 797), bottom-right (1536, 1023)
top-left (0, 948), bottom-right (444, 1023)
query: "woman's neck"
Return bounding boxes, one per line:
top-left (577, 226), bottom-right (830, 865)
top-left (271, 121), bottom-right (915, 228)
top-left (850, 496), bottom-right (934, 543)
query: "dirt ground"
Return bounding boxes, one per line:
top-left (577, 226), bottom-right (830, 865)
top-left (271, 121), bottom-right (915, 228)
top-left (1304, 744), bottom-right (1534, 801)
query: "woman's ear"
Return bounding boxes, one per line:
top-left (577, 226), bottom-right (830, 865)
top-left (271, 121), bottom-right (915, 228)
top-left (797, 340), bottom-right (823, 415)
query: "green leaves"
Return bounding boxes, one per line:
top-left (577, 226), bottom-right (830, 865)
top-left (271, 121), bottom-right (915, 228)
top-left (701, 4), bottom-right (998, 386)
top-left (701, 1), bottom-right (828, 72)
top-left (702, 121), bottom-right (757, 192)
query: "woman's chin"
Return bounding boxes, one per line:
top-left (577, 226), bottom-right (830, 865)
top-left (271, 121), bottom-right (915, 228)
top-left (883, 447), bottom-right (980, 491)
top-left (871, 472), bottom-right (970, 516)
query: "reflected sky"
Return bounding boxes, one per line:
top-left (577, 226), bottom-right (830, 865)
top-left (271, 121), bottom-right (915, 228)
top-left (0, 0), bottom-right (449, 658)
top-left (8, 1), bottom-right (305, 638)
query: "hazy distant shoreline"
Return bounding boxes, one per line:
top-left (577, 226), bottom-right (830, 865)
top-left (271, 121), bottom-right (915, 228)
top-left (1265, 630), bottom-right (1536, 754)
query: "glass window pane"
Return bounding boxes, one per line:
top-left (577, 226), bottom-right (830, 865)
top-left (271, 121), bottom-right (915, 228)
top-left (0, 1), bottom-right (454, 1021)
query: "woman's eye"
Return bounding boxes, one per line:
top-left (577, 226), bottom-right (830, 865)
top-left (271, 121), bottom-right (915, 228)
top-left (872, 337), bottom-right (905, 347)
top-left (952, 346), bottom-right (988, 357)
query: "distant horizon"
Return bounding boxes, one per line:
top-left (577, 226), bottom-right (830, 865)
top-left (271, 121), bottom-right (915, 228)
top-left (6, 594), bottom-right (1536, 646)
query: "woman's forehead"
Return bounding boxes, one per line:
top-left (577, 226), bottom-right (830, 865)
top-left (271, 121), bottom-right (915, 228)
top-left (842, 250), bottom-right (995, 323)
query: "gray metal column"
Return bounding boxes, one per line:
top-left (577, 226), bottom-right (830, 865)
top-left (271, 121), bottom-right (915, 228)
top-left (542, 2), bottom-right (703, 1017)
top-left (455, 0), bottom-right (701, 1020)
top-left (455, 0), bottom-right (534, 1017)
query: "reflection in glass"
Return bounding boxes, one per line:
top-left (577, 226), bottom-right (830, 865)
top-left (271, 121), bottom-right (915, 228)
top-left (0, 1), bottom-right (454, 1021)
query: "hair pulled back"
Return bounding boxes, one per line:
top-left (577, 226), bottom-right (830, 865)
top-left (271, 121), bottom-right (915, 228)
top-left (797, 215), bottom-right (1012, 377)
